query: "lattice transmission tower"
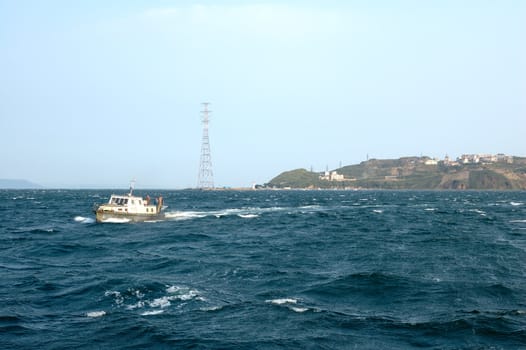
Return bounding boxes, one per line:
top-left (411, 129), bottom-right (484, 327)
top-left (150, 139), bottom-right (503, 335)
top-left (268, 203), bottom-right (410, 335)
top-left (197, 102), bottom-right (214, 189)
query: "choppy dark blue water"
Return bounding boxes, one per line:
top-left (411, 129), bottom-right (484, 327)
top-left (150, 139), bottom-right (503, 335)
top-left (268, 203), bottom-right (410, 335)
top-left (1, 190), bottom-right (525, 349)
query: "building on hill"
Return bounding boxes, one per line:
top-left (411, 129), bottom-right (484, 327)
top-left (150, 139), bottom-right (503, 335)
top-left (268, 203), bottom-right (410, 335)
top-left (319, 171), bottom-right (345, 182)
top-left (497, 153), bottom-right (514, 163)
top-left (457, 153), bottom-right (512, 165)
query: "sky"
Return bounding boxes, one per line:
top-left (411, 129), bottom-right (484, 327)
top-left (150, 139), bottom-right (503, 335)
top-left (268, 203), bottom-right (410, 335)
top-left (0, 0), bottom-right (524, 188)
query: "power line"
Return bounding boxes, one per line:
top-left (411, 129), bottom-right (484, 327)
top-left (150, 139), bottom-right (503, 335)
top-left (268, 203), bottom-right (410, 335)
top-left (197, 102), bottom-right (214, 189)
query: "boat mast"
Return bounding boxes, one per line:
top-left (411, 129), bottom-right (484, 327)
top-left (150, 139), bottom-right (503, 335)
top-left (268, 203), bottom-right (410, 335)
top-left (129, 179), bottom-right (135, 196)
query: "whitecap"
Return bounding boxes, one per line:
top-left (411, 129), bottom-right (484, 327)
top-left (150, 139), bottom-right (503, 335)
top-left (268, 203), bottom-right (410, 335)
top-left (469, 209), bottom-right (486, 216)
top-left (125, 301), bottom-right (145, 310)
top-left (166, 285), bottom-right (202, 301)
top-left (74, 216), bottom-right (95, 224)
top-left (164, 211), bottom-right (207, 221)
top-left (101, 218), bottom-right (131, 224)
top-left (166, 285), bottom-right (182, 294)
top-left (104, 290), bottom-right (123, 305)
top-left (131, 289), bottom-right (145, 299)
top-left (510, 202), bottom-right (523, 206)
top-left (86, 311), bottom-right (106, 318)
top-left (372, 209), bottom-right (383, 214)
top-left (510, 220), bottom-right (526, 223)
top-left (200, 305), bottom-right (223, 312)
top-left (299, 205), bottom-right (321, 210)
top-left (266, 298), bottom-right (298, 305)
top-left (290, 307), bottom-right (309, 313)
top-left (149, 297), bottom-right (171, 308)
top-left (238, 214), bottom-right (259, 219)
top-left (141, 310), bottom-right (164, 316)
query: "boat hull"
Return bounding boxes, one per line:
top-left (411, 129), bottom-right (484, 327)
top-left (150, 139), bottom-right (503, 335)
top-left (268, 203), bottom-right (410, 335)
top-left (95, 210), bottom-right (165, 223)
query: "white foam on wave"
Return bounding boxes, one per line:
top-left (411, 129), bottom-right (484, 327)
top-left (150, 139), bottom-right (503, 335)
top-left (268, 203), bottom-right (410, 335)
top-left (166, 285), bottom-right (203, 301)
top-left (101, 217), bottom-right (131, 224)
top-left (299, 205), bottom-right (321, 209)
top-left (86, 311), bottom-right (106, 318)
top-left (164, 211), bottom-right (207, 221)
top-left (149, 297), bottom-right (171, 308)
top-left (141, 310), bottom-right (164, 316)
top-left (164, 205), bottom-right (337, 221)
top-left (125, 301), bottom-right (145, 310)
top-left (238, 214), bottom-right (259, 219)
top-left (469, 209), bottom-right (486, 216)
top-left (74, 216), bottom-right (95, 224)
top-left (266, 298), bottom-right (298, 305)
top-left (105, 284), bottom-right (206, 316)
top-left (266, 298), bottom-right (313, 313)
top-left (373, 209), bottom-right (383, 214)
top-left (510, 202), bottom-right (523, 206)
top-left (290, 306), bottom-right (309, 313)
top-left (165, 207), bottom-right (277, 221)
top-left (200, 305), bottom-right (223, 312)
top-left (105, 290), bottom-right (123, 304)
top-left (510, 220), bottom-right (526, 223)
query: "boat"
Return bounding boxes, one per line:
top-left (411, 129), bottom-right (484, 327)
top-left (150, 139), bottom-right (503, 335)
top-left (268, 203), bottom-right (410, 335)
top-left (94, 182), bottom-right (165, 223)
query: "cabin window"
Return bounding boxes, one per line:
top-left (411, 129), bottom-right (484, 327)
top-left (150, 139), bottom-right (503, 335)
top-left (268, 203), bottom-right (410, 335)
top-left (139, 200), bottom-right (142, 205)
top-left (124, 199), bottom-right (128, 204)
top-left (131, 200), bottom-right (135, 205)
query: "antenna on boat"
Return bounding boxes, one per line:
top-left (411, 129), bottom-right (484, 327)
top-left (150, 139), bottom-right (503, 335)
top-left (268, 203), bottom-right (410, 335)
top-left (129, 179), bottom-right (136, 196)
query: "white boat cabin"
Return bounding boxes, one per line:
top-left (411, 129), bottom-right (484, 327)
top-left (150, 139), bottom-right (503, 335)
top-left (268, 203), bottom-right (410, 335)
top-left (101, 194), bottom-right (162, 215)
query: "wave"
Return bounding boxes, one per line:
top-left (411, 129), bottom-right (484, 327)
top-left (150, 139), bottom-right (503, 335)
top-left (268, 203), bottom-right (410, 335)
top-left (266, 298), bottom-right (298, 305)
top-left (238, 214), bottom-right (259, 219)
top-left (74, 216), bottom-right (95, 224)
top-left (28, 227), bottom-right (57, 233)
top-left (86, 311), bottom-right (106, 318)
top-left (104, 284), bottom-right (205, 315)
top-left (163, 205), bottom-right (344, 222)
top-left (100, 217), bottom-right (131, 224)
top-left (266, 298), bottom-right (314, 313)
top-left (164, 207), bottom-right (270, 221)
top-left (164, 211), bottom-right (208, 221)
top-left (141, 310), bottom-right (164, 316)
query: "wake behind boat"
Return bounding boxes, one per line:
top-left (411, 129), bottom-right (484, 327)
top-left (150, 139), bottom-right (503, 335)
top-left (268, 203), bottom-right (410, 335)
top-left (94, 183), bottom-right (165, 223)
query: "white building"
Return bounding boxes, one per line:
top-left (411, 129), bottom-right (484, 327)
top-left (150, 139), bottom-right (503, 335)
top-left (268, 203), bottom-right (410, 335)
top-left (320, 171), bottom-right (345, 182)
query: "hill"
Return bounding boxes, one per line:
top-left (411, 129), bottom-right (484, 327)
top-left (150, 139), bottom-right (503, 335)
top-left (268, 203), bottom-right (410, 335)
top-left (0, 179), bottom-right (43, 189)
top-left (266, 156), bottom-right (526, 190)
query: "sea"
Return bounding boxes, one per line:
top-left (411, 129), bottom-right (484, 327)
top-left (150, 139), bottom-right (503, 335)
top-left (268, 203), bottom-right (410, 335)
top-left (1, 189), bottom-right (525, 349)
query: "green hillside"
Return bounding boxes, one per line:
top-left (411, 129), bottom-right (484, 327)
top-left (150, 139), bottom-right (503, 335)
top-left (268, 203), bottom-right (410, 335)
top-left (266, 156), bottom-right (526, 190)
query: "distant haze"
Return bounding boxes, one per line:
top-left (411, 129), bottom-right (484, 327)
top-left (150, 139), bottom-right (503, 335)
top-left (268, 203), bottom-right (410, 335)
top-left (0, 179), bottom-right (42, 189)
top-left (1, 1), bottom-right (524, 188)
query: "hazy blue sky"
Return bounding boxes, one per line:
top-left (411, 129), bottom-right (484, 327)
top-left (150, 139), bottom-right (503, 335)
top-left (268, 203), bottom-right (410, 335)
top-left (1, 1), bottom-right (524, 188)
